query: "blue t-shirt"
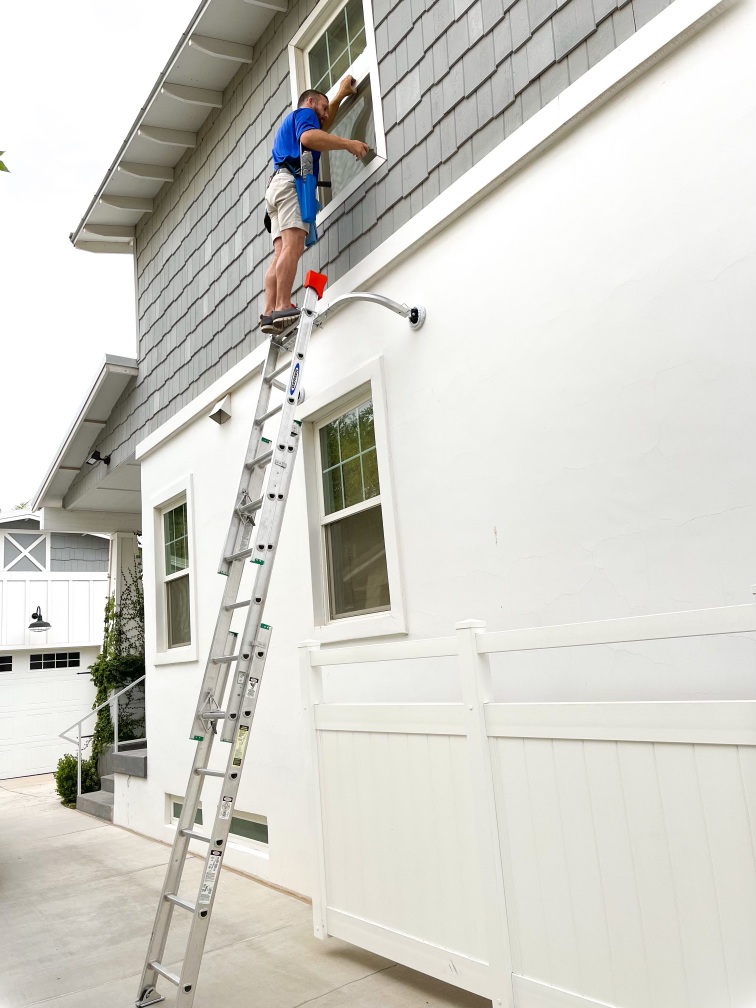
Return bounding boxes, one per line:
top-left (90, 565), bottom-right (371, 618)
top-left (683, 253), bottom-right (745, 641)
top-left (271, 108), bottom-right (321, 179)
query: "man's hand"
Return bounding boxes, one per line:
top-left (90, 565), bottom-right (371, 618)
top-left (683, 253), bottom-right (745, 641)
top-left (336, 75), bottom-right (358, 99)
top-left (345, 138), bottom-right (369, 160)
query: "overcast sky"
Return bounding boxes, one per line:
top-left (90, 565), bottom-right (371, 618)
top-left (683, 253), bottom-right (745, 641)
top-left (0, 0), bottom-right (201, 511)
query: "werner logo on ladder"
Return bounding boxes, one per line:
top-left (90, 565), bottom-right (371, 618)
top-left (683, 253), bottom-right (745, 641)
top-left (135, 272), bottom-right (425, 1007)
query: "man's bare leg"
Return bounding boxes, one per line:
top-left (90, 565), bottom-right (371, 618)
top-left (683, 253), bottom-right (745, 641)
top-left (274, 227), bottom-right (307, 311)
top-left (263, 237), bottom-right (281, 316)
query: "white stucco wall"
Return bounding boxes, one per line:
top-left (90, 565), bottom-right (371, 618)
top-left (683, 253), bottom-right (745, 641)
top-left (128, 0), bottom-right (756, 895)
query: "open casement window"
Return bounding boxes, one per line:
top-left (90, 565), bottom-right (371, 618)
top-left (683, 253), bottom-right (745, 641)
top-left (289, 0), bottom-right (385, 217)
top-left (162, 501), bottom-right (191, 648)
top-left (318, 397), bottom-right (390, 620)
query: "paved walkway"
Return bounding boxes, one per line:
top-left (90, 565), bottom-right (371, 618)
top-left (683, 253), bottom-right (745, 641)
top-left (3, 775), bottom-right (489, 1008)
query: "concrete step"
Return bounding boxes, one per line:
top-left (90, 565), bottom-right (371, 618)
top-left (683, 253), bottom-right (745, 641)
top-left (101, 774), bottom-right (115, 793)
top-left (77, 789), bottom-right (114, 821)
top-left (98, 746), bottom-right (148, 779)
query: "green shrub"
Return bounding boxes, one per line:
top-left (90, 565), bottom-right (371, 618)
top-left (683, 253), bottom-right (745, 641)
top-left (54, 753), bottom-right (100, 807)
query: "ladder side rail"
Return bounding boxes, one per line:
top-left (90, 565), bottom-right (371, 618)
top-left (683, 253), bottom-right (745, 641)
top-left (218, 340), bottom-right (283, 575)
top-left (175, 629), bottom-right (273, 1005)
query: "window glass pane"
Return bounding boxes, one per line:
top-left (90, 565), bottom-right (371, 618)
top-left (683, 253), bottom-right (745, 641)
top-left (358, 400), bottom-right (375, 449)
top-left (173, 801), bottom-right (203, 825)
top-left (321, 420), bottom-right (341, 469)
top-left (342, 456), bottom-right (363, 509)
top-left (309, 35), bottom-right (330, 92)
top-left (361, 447), bottom-right (380, 499)
top-left (326, 18), bottom-right (348, 73)
top-left (230, 816), bottom-right (269, 844)
top-left (164, 503), bottom-right (189, 575)
top-left (0, 656), bottom-right (12, 672)
top-left (346, 0), bottom-right (365, 47)
top-left (323, 465), bottom-right (344, 514)
top-left (167, 574), bottom-right (191, 648)
top-left (338, 408), bottom-right (360, 461)
top-left (326, 505), bottom-right (390, 618)
top-left (319, 80), bottom-right (375, 203)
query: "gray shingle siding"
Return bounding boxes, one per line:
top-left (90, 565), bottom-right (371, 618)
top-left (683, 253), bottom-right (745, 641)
top-left (50, 534), bottom-right (109, 571)
top-left (65, 0), bottom-right (670, 505)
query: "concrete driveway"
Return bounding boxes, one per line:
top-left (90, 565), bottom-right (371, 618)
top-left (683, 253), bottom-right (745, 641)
top-left (2, 775), bottom-right (489, 1008)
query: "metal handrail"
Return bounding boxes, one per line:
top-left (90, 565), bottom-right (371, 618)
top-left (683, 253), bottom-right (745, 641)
top-left (60, 674), bottom-right (146, 798)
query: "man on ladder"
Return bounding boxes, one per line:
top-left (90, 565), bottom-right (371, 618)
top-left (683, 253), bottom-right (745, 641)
top-left (261, 77), bottom-right (369, 335)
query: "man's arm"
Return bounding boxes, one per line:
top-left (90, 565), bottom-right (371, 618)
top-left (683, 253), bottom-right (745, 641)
top-left (320, 75), bottom-right (357, 132)
top-left (299, 129), bottom-right (369, 160)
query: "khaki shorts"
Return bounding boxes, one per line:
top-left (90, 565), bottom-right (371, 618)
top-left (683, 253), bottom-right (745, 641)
top-left (265, 171), bottom-right (306, 242)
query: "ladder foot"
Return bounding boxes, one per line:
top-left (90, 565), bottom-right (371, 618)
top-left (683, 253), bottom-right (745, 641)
top-left (136, 987), bottom-right (164, 1007)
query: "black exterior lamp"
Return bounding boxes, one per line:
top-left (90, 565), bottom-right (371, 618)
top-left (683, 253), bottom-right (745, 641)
top-left (86, 450), bottom-right (111, 466)
top-left (28, 606), bottom-right (51, 632)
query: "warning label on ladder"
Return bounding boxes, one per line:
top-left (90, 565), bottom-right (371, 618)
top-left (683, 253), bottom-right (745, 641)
top-left (198, 850), bottom-right (222, 904)
top-left (219, 796), bottom-right (233, 820)
top-left (232, 725), bottom-right (249, 767)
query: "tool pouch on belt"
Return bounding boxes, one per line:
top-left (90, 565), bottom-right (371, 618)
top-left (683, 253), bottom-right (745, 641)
top-left (295, 148), bottom-right (320, 248)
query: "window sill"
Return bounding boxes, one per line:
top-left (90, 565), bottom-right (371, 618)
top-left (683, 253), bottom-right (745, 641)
top-left (154, 643), bottom-right (198, 665)
top-left (316, 153), bottom-right (385, 227)
top-left (315, 609), bottom-right (407, 644)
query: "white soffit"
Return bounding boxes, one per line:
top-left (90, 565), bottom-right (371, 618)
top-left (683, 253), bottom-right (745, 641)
top-left (71, 0), bottom-right (287, 253)
top-left (32, 356), bottom-right (139, 510)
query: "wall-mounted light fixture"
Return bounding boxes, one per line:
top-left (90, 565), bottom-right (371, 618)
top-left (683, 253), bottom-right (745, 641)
top-left (86, 450), bottom-right (111, 466)
top-left (28, 606), bottom-right (51, 632)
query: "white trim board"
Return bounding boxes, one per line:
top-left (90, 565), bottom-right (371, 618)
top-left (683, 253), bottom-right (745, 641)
top-left (135, 0), bottom-right (727, 461)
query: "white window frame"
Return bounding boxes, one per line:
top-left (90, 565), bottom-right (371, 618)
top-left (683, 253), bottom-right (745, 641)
top-left (152, 476), bottom-right (198, 665)
top-left (288, 0), bottom-right (386, 226)
top-left (298, 356), bottom-right (406, 643)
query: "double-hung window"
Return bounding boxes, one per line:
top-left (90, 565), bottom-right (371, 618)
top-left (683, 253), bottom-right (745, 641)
top-left (289, 0), bottom-right (386, 216)
top-left (163, 501), bottom-right (191, 649)
top-left (319, 396), bottom-right (390, 619)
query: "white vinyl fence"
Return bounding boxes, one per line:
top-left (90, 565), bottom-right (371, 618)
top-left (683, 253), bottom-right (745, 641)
top-left (300, 604), bottom-right (756, 1008)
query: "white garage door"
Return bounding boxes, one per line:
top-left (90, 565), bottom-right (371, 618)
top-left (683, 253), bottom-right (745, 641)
top-left (0, 649), bottom-right (98, 779)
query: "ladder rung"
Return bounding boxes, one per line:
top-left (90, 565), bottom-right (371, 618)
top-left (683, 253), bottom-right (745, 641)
top-left (195, 768), bottom-right (226, 777)
top-left (268, 378), bottom-right (286, 392)
top-left (212, 652), bottom-right (239, 663)
top-left (166, 893), bottom-right (196, 913)
top-left (245, 450), bottom-right (273, 471)
top-left (269, 358), bottom-right (292, 381)
top-left (224, 600), bottom-right (250, 611)
top-left (149, 961), bottom-right (180, 986)
top-left (255, 403), bottom-right (282, 425)
top-left (224, 547), bottom-right (255, 562)
top-left (237, 497), bottom-right (263, 515)
top-left (180, 829), bottom-right (212, 843)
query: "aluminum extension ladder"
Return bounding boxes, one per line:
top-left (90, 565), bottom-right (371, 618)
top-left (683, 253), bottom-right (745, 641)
top-left (135, 272), bottom-right (425, 1007)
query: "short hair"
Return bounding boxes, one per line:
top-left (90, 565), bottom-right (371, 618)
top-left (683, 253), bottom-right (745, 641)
top-left (298, 89), bottom-right (328, 107)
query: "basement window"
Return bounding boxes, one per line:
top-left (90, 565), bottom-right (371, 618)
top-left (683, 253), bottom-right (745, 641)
top-left (171, 798), bottom-right (268, 847)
